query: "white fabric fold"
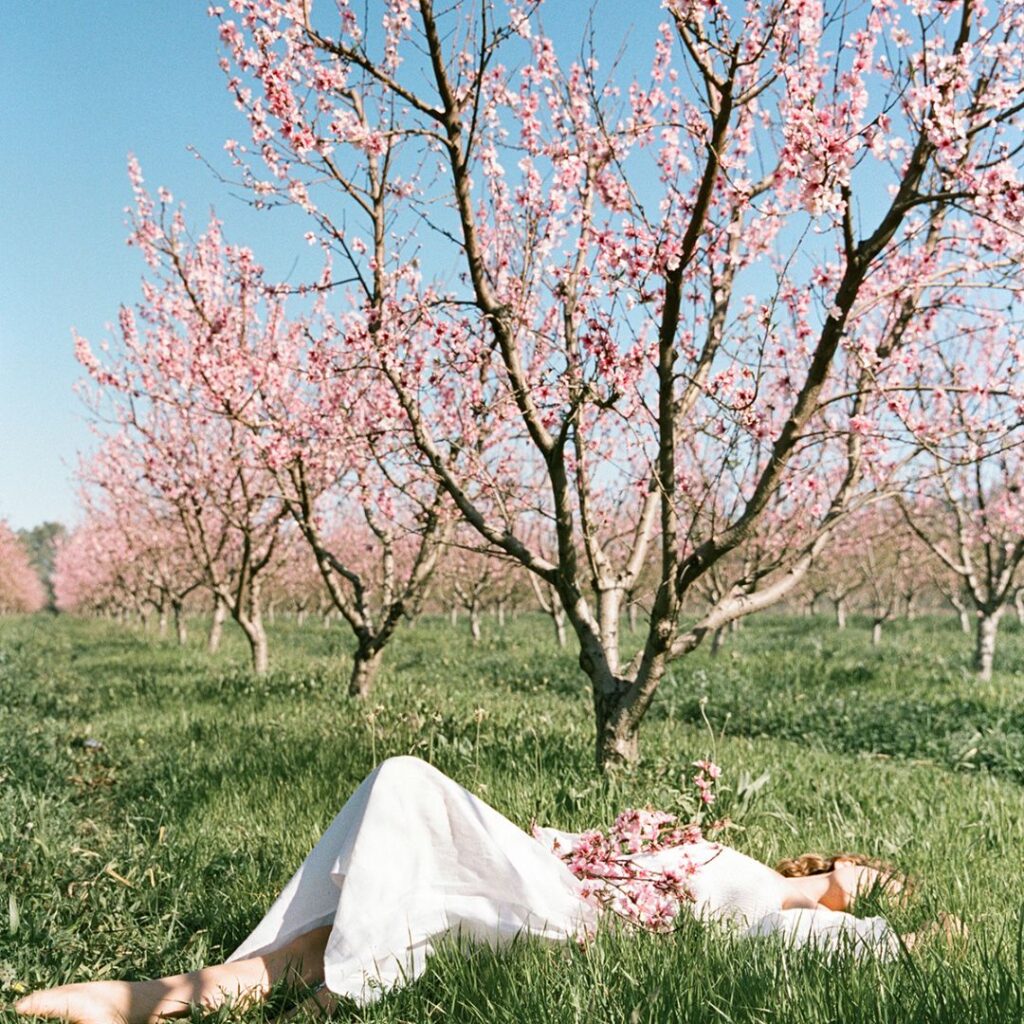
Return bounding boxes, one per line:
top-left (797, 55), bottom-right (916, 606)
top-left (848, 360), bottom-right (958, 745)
top-left (227, 756), bottom-right (597, 1004)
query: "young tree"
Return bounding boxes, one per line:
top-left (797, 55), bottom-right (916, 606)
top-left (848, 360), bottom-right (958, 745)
top-left (441, 542), bottom-right (492, 644)
top-left (528, 571), bottom-right (569, 648)
top-left (903, 483), bottom-right (1024, 679)
top-left (436, 531), bottom-right (524, 643)
top-left (805, 519), bottom-right (866, 630)
top-left (311, 504), bottom-right (444, 694)
top-left (78, 438), bottom-right (208, 645)
top-left (75, 170), bottom-right (287, 673)
top-left (262, 526), bottom-right (325, 625)
top-left (893, 321), bottom-right (1024, 679)
top-left (16, 521), bottom-right (66, 609)
top-left (944, 580), bottom-right (974, 635)
top-left (0, 522), bottom-right (46, 614)
top-left (52, 516), bottom-right (143, 621)
top-left (853, 505), bottom-right (916, 646)
top-left (215, 0), bottom-right (1024, 765)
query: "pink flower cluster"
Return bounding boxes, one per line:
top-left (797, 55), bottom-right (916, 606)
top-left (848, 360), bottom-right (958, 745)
top-left (539, 762), bottom-right (722, 933)
top-left (692, 758), bottom-right (721, 805)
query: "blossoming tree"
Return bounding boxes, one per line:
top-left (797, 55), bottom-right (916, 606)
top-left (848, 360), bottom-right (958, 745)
top-left (849, 503), bottom-right (919, 645)
top-left (435, 528), bottom-right (528, 642)
top-left (53, 515), bottom-right (146, 622)
top-left (898, 332), bottom-right (1024, 679)
top-left (262, 526), bottom-right (326, 625)
top-left (214, 0), bottom-right (1024, 764)
top-left (258, 325), bottom-right (452, 695)
top-left (76, 438), bottom-right (208, 644)
top-left (82, 163), bottom-right (451, 692)
top-left (803, 516), bottom-right (868, 628)
top-left (0, 522), bottom-right (46, 615)
top-left (75, 166), bottom-right (288, 673)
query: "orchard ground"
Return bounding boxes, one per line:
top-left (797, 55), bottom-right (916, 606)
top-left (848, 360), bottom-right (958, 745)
top-left (1, 613), bottom-right (1023, 1024)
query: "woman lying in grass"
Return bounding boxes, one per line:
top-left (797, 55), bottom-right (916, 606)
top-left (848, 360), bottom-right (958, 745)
top-left (14, 756), bottom-right (957, 1024)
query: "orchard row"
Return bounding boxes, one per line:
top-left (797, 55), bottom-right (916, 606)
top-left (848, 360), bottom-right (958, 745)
top-left (41, 0), bottom-right (1024, 767)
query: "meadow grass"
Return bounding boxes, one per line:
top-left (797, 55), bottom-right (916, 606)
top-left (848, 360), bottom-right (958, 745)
top-left (1, 611), bottom-right (1023, 1023)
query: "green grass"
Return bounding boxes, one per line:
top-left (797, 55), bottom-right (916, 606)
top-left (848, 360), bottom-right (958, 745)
top-left (1, 612), bottom-right (1023, 1023)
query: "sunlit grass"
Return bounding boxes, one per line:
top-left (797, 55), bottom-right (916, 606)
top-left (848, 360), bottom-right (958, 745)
top-left (1, 612), bottom-right (1023, 1022)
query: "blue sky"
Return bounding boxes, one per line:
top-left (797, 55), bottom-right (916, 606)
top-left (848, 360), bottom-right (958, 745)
top-left (0, 1), bottom-right (897, 533)
top-left (0, 2), bottom-right (315, 530)
top-left (0, 3), bottom-right (617, 531)
top-left (0, 0), bottom-right (675, 532)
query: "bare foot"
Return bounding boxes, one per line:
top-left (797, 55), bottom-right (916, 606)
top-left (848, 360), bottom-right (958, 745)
top-left (13, 927), bottom-right (330, 1024)
top-left (13, 963), bottom-right (265, 1024)
top-left (15, 980), bottom-right (137, 1024)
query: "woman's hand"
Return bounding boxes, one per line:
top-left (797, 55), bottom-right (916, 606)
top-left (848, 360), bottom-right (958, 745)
top-left (903, 912), bottom-right (968, 950)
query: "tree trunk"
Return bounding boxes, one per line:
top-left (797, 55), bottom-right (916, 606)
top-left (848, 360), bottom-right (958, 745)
top-left (834, 598), bottom-right (847, 630)
top-left (1014, 591), bottom-right (1024, 626)
top-left (497, 600), bottom-right (506, 629)
top-left (949, 595), bottom-right (971, 635)
top-left (974, 611), bottom-right (1001, 681)
top-left (235, 602), bottom-right (269, 674)
top-left (158, 607), bottom-right (168, 638)
top-left (252, 625), bottom-right (269, 674)
top-left (296, 606), bottom-right (308, 626)
top-left (627, 600), bottom-right (638, 633)
top-left (244, 620), bottom-right (269, 674)
top-left (173, 601), bottom-right (187, 646)
top-left (552, 606), bottom-right (567, 648)
top-left (267, 603), bottom-right (277, 625)
top-left (349, 645), bottom-right (383, 698)
top-left (207, 595), bottom-right (227, 653)
top-left (469, 603), bottom-right (482, 643)
top-left (449, 606), bottom-right (458, 627)
top-left (710, 626), bottom-right (725, 656)
top-left (596, 588), bottom-right (625, 675)
top-left (594, 683), bottom-right (640, 769)
top-left (871, 619), bottom-right (882, 646)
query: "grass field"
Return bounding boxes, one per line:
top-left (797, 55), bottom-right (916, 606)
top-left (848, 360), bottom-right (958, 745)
top-left (1, 612), bottom-right (1023, 1023)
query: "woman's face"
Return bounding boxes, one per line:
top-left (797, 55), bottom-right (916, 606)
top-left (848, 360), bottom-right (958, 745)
top-left (829, 858), bottom-right (906, 910)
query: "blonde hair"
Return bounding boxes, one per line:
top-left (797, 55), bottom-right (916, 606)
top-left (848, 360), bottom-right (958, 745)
top-left (775, 852), bottom-right (912, 896)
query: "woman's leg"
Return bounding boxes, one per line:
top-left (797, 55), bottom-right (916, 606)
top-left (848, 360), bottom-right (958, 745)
top-left (13, 926), bottom-right (332, 1024)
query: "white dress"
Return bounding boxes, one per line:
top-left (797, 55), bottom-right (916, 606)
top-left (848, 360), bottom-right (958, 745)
top-left (227, 756), bottom-right (896, 1005)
